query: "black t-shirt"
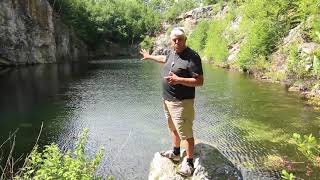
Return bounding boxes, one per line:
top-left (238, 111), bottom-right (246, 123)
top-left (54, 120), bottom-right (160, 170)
top-left (162, 47), bottom-right (203, 101)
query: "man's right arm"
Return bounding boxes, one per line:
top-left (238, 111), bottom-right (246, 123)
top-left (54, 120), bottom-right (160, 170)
top-left (140, 49), bottom-right (167, 64)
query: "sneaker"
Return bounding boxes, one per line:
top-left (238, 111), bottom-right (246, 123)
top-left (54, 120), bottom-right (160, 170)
top-left (159, 150), bottom-right (180, 162)
top-left (177, 159), bottom-right (194, 177)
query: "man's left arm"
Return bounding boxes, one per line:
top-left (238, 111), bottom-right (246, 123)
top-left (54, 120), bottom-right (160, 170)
top-left (165, 53), bottom-right (204, 87)
top-left (165, 72), bottom-right (203, 87)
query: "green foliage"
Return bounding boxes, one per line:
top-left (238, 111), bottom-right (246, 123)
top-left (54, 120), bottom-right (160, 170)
top-left (266, 71), bottom-right (286, 81)
top-left (286, 44), bottom-right (312, 79)
top-left (316, 31), bottom-right (320, 41)
top-left (250, 55), bottom-right (271, 72)
top-left (285, 34), bottom-right (320, 78)
top-left (312, 32), bottom-right (320, 76)
top-left (313, 50), bottom-right (320, 76)
top-left (188, 20), bottom-right (209, 53)
top-left (198, 0), bottom-right (319, 72)
top-left (234, 0), bottom-right (320, 70)
top-left (192, 4), bottom-right (236, 63)
top-left (148, 0), bottom-right (173, 12)
top-left (49, 0), bottom-right (99, 46)
top-left (304, 15), bottom-right (320, 43)
top-left (282, 133), bottom-right (320, 179)
top-left (166, 26), bottom-right (174, 36)
top-left (203, 0), bottom-right (219, 5)
top-left (281, 170), bottom-right (296, 180)
top-left (290, 0), bottom-right (320, 42)
top-left (163, 0), bottom-right (199, 22)
top-left (237, 0), bottom-right (292, 69)
top-left (295, 0), bottom-right (320, 20)
top-left (140, 36), bottom-right (155, 50)
top-left (286, 45), bottom-right (300, 74)
top-left (49, 0), bottom-right (161, 47)
top-left (16, 129), bottom-right (105, 179)
top-left (204, 18), bottom-right (230, 63)
top-left (290, 133), bottom-right (320, 165)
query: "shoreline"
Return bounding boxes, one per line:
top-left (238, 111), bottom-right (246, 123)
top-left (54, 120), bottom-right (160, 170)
top-left (208, 60), bottom-right (320, 109)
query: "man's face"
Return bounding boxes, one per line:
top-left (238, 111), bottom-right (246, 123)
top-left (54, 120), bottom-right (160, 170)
top-left (171, 35), bottom-right (187, 53)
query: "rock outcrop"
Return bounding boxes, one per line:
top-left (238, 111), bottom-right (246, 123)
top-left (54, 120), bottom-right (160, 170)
top-left (53, 17), bottom-right (88, 62)
top-left (0, 0), bottom-right (88, 66)
top-left (149, 143), bottom-right (242, 180)
top-left (152, 4), bottom-right (230, 56)
top-left (152, 5), bottom-right (221, 55)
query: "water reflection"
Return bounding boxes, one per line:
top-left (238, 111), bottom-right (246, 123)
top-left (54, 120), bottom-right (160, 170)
top-left (0, 63), bottom-right (88, 159)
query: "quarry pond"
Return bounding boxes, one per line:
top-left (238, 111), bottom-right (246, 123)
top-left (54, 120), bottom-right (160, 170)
top-left (0, 59), bottom-right (319, 179)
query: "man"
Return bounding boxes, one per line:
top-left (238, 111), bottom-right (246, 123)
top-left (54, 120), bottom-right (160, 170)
top-left (140, 27), bottom-right (204, 177)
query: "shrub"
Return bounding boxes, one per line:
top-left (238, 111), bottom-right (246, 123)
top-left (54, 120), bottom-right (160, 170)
top-left (312, 50), bottom-right (320, 76)
top-left (49, 0), bottom-right (161, 46)
top-left (281, 170), bottom-right (296, 180)
top-left (204, 18), bottom-right (230, 63)
top-left (250, 55), bottom-right (271, 72)
top-left (283, 132), bottom-right (320, 179)
top-left (140, 36), bottom-right (155, 50)
top-left (286, 44), bottom-right (314, 79)
top-left (236, 0), bottom-right (293, 69)
top-left (203, 0), bottom-right (218, 5)
top-left (16, 129), bottom-right (106, 180)
top-left (296, 0), bottom-right (319, 20)
top-left (290, 133), bottom-right (320, 165)
top-left (188, 20), bottom-right (209, 53)
top-left (164, 0), bottom-right (199, 22)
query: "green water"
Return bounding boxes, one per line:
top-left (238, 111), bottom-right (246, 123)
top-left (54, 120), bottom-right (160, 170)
top-left (0, 59), bottom-right (319, 179)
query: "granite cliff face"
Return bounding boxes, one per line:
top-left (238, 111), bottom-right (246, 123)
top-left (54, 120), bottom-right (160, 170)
top-left (0, 0), bottom-right (87, 66)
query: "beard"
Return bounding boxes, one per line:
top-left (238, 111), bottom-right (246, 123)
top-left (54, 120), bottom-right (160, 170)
top-left (172, 44), bottom-right (185, 53)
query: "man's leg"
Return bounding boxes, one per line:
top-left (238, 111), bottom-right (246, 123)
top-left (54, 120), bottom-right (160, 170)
top-left (177, 99), bottom-right (195, 177)
top-left (160, 100), bottom-right (181, 162)
top-left (172, 130), bottom-right (181, 148)
top-left (186, 137), bottom-right (194, 159)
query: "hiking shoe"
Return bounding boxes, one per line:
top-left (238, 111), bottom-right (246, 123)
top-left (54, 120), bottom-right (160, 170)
top-left (177, 159), bottom-right (194, 177)
top-left (160, 150), bottom-right (180, 162)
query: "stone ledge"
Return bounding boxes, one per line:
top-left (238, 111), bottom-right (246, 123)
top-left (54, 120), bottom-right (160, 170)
top-left (149, 143), bottom-right (243, 180)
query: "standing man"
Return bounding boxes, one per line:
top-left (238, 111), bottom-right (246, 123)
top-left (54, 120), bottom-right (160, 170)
top-left (140, 27), bottom-right (204, 177)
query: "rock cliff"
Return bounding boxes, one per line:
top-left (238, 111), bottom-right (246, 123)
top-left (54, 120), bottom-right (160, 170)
top-left (0, 0), bottom-right (88, 66)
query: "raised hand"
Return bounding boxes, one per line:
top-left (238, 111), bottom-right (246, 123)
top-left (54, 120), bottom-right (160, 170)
top-left (139, 49), bottom-right (150, 60)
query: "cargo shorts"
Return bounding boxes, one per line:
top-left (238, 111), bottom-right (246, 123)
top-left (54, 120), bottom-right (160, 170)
top-left (163, 99), bottom-right (195, 140)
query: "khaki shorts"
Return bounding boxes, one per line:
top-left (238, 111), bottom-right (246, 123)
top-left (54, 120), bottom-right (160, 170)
top-left (163, 99), bottom-right (195, 140)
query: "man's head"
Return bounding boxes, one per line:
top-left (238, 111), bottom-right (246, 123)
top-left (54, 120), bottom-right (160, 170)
top-left (170, 27), bottom-right (187, 54)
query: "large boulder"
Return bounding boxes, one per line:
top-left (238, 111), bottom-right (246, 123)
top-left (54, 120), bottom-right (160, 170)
top-left (149, 143), bottom-right (243, 180)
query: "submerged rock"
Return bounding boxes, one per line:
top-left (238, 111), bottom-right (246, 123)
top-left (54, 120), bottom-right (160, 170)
top-left (149, 143), bottom-right (242, 180)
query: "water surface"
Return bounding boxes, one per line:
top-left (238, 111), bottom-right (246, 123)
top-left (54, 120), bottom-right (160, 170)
top-left (0, 60), bottom-right (319, 179)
